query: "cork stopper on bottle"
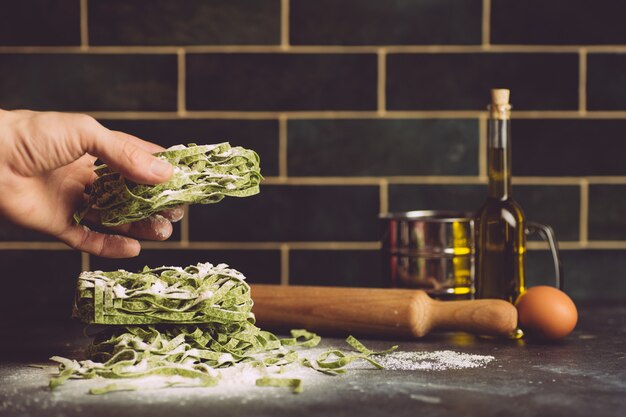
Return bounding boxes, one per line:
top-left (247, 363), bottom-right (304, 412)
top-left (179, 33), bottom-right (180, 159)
top-left (491, 89), bottom-right (510, 105)
top-left (489, 88), bottom-right (511, 119)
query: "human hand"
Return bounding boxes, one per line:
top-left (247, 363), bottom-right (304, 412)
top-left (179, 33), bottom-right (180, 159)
top-left (0, 109), bottom-right (184, 258)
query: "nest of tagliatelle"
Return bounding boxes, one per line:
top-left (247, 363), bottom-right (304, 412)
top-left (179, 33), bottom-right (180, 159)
top-left (50, 262), bottom-right (397, 394)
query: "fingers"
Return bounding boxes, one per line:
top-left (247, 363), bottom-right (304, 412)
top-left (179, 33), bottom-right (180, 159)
top-left (110, 215), bottom-right (174, 241)
top-left (82, 210), bottom-right (174, 241)
top-left (159, 205), bottom-right (185, 223)
top-left (76, 116), bottom-right (172, 185)
top-left (62, 211), bottom-right (174, 258)
top-left (58, 225), bottom-right (141, 258)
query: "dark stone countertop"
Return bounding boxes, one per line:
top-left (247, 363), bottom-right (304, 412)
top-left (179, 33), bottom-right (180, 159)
top-left (1, 304), bottom-right (625, 417)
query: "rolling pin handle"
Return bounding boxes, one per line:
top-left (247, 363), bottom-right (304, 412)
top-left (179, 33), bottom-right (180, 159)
top-left (428, 298), bottom-right (518, 337)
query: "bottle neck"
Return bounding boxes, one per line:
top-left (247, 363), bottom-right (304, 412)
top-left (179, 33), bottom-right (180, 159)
top-left (487, 118), bottom-right (512, 200)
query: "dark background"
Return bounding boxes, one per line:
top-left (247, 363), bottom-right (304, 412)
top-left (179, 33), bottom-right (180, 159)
top-left (1, 0), bottom-right (626, 324)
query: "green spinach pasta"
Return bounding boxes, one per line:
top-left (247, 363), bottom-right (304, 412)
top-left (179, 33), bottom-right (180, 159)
top-left (73, 263), bottom-right (253, 325)
top-left (75, 143), bottom-right (261, 226)
top-left (51, 263), bottom-right (396, 394)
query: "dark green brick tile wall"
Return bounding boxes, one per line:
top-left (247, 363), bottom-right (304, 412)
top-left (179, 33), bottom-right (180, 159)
top-left (388, 184), bottom-right (579, 241)
top-left (491, 0), bottom-right (626, 45)
top-left (290, 0), bottom-right (481, 46)
top-left (186, 53), bottom-right (377, 111)
top-left (1, 0), bottom-right (625, 305)
top-left (388, 184), bottom-right (483, 213)
top-left (90, 250), bottom-right (280, 284)
top-left (515, 186), bottom-right (580, 242)
top-left (589, 185), bottom-right (626, 241)
top-left (290, 250), bottom-right (383, 287)
top-left (0, 54), bottom-right (177, 111)
top-left (387, 53), bottom-right (579, 110)
top-left (0, 250), bottom-right (81, 323)
top-left (99, 119), bottom-right (280, 176)
top-left (288, 119), bottom-right (478, 176)
top-left (588, 54), bottom-right (626, 111)
top-left (526, 250), bottom-right (626, 302)
top-left (189, 185), bottom-right (380, 242)
top-left (512, 119), bottom-right (626, 176)
top-left (89, 0), bottom-right (280, 46)
top-left (0, 0), bottom-right (80, 46)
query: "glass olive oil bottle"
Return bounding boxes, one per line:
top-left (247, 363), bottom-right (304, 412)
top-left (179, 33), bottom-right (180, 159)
top-left (475, 89), bottom-right (526, 303)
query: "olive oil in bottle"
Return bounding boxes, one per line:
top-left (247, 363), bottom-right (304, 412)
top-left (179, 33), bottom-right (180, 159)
top-left (474, 89), bottom-right (526, 303)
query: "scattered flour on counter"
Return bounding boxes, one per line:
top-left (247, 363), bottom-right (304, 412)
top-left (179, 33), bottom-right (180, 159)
top-left (45, 347), bottom-right (333, 400)
top-left (373, 350), bottom-right (495, 371)
top-left (0, 348), bottom-right (497, 413)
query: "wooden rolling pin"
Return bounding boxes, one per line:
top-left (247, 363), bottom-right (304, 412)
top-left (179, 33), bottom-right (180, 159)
top-left (250, 285), bottom-right (517, 338)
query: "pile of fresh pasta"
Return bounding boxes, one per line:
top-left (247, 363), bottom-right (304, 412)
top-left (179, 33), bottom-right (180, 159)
top-left (50, 263), bottom-right (395, 394)
top-left (52, 143), bottom-right (395, 394)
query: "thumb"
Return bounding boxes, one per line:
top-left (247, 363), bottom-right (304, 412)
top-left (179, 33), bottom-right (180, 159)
top-left (81, 120), bottom-right (173, 185)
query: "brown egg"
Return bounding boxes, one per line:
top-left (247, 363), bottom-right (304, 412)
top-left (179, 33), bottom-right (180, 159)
top-left (515, 286), bottom-right (578, 340)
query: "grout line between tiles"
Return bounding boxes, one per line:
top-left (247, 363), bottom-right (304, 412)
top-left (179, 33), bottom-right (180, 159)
top-left (280, 244), bottom-right (289, 285)
top-left (579, 48), bottom-right (587, 115)
top-left (80, 0), bottom-right (89, 50)
top-left (586, 176), bottom-right (626, 184)
top-left (278, 115), bottom-right (288, 178)
top-left (377, 48), bottom-right (387, 115)
top-left (41, 109), bottom-right (626, 120)
top-left (177, 48), bottom-right (187, 115)
top-left (7, 45), bottom-right (626, 54)
top-left (478, 114), bottom-right (487, 178)
top-left (86, 110), bottom-right (486, 119)
top-left (281, 0), bottom-right (290, 50)
top-left (580, 178), bottom-right (589, 246)
top-left (289, 242), bottom-right (381, 250)
top-left (482, 0), bottom-right (491, 48)
top-left (0, 242), bottom-right (71, 250)
top-left (180, 204), bottom-right (190, 247)
top-left (81, 252), bottom-right (90, 271)
top-left (527, 241), bottom-right (577, 250)
top-left (261, 176), bottom-right (615, 186)
top-left (137, 241), bottom-right (382, 250)
top-left (512, 177), bottom-right (581, 185)
top-left (379, 179), bottom-right (389, 214)
top-left (65, 110), bottom-right (626, 120)
top-left (583, 241), bottom-right (626, 249)
top-left (262, 176), bottom-right (482, 185)
top-left (89, 111), bottom-right (281, 120)
top-left (2, 240), bottom-right (625, 251)
top-left (529, 241), bottom-right (626, 250)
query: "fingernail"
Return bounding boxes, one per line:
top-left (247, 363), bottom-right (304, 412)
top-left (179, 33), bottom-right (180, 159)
top-left (151, 158), bottom-right (172, 177)
top-left (151, 215), bottom-right (172, 240)
top-left (156, 224), bottom-right (173, 240)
